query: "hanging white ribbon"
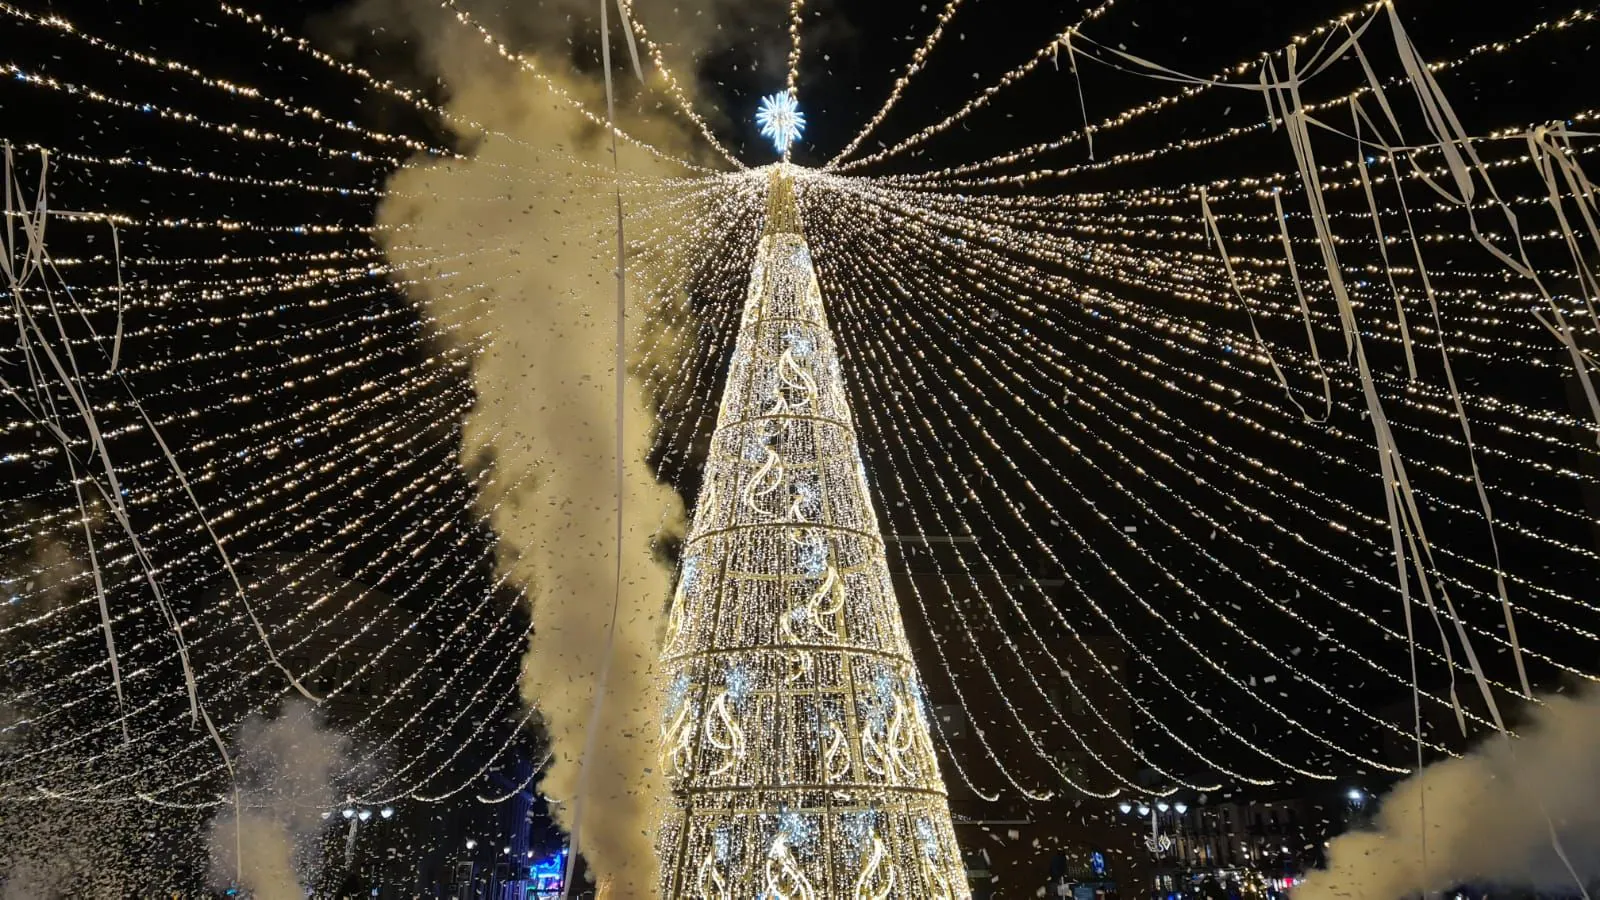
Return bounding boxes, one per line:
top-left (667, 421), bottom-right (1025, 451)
top-left (2, 146), bottom-right (248, 885)
top-left (1349, 99), bottom-right (1417, 381)
top-left (109, 223), bottom-right (123, 372)
top-left (1198, 187), bottom-right (1320, 423)
top-left (1063, 30), bottom-right (1094, 161)
top-left (1268, 189), bottom-right (1332, 421)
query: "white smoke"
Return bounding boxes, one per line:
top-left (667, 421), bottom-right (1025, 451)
top-left (206, 701), bottom-right (353, 900)
top-left (1298, 688), bottom-right (1600, 900)
top-left (329, 0), bottom-right (793, 892)
top-left (333, 1), bottom-right (783, 895)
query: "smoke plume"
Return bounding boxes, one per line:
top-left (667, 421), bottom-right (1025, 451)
top-left (348, 1), bottom-right (777, 891)
top-left (377, 92), bottom-right (685, 896)
top-left (1298, 688), bottom-right (1600, 900)
top-left (206, 700), bottom-right (352, 900)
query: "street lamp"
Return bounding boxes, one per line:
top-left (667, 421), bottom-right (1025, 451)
top-left (337, 799), bottom-right (384, 870)
top-left (380, 806), bottom-right (394, 820)
top-left (1174, 802), bottom-right (1188, 815)
top-left (1120, 801), bottom-right (1172, 856)
top-left (466, 839), bottom-right (478, 850)
top-left (1119, 802), bottom-right (1133, 814)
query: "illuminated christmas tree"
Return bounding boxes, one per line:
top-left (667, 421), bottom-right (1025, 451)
top-left (654, 161), bottom-right (970, 898)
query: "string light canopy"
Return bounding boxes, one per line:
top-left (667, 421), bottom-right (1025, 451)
top-left (1, 1), bottom-right (1599, 894)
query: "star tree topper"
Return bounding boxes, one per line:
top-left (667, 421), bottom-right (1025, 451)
top-left (756, 90), bottom-right (805, 155)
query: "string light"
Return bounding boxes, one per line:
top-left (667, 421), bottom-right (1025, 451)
top-left (0, 159), bottom-right (726, 797)
top-left (435, 0), bottom-right (725, 174)
top-left (828, 180), bottom-right (1600, 642)
top-left (824, 200), bottom-right (1577, 703)
top-left (826, 0), bottom-right (967, 167)
top-left (0, 1), bottom-right (459, 161)
top-left (806, 182), bottom-right (1419, 781)
top-left (786, 0), bottom-right (807, 97)
top-left (4, 0), bottom-right (1600, 865)
top-left (829, 0), bottom-right (1122, 172)
top-left (613, 0), bottom-right (747, 168)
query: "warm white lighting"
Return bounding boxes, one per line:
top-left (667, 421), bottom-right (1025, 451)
top-left (4, 0), bottom-right (1590, 861)
top-left (654, 169), bottom-right (969, 897)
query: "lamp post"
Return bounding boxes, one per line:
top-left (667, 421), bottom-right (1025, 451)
top-left (458, 838), bottom-right (480, 900)
top-left (1121, 798), bottom-right (1195, 900)
top-left (1122, 802), bottom-right (1174, 857)
top-left (326, 798), bottom-right (396, 885)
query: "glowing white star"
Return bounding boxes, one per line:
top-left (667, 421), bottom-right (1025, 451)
top-left (756, 91), bottom-right (805, 154)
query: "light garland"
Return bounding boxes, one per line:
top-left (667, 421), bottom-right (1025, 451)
top-left (840, 180), bottom-right (1600, 641)
top-left (829, 0), bottom-right (1122, 172)
top-left (824, 0), bottom-right (967, 168)
top-left (3, 0), bottom-right (1599, 876)
top-left (0, 160), bottom-right (731, 806)
top-left (807, 186), bottom-right (1398, 782)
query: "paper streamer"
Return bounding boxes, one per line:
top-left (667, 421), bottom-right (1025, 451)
top-left (1064, 31), bottom-right (1094, 161)
top-left (1198, 187), bottom-right (1320, 423)
top-left (1269, 189), bottom-right (1333, 420)
top-left (109, 223), bottom-right (123, 372)
top-left (2, 145), bottom-right (247, 882)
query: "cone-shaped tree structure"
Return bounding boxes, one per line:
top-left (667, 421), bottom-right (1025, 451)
top-left (655, 166), bottom-right (970, 898)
